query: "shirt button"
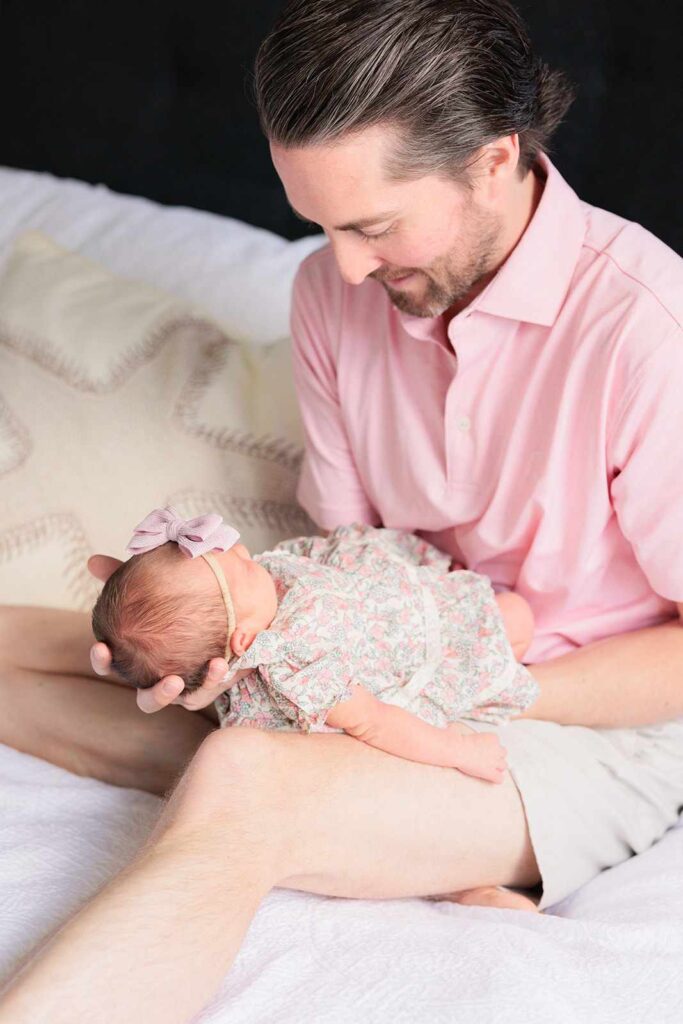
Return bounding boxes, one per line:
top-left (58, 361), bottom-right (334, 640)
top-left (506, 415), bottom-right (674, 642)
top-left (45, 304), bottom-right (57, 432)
top-left (457, 415), bottom-right (471, 433)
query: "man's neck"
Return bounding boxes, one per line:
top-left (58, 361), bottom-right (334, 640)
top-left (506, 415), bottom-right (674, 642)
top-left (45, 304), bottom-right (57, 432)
top-left (446, 165), bottom-right (545, 321)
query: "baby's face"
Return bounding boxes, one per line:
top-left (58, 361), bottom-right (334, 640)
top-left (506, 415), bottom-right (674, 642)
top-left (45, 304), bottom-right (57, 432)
top-left (180, 543), bottom-right (278, 650)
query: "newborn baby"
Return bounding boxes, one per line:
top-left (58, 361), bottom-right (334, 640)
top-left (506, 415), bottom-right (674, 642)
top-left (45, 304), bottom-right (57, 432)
top-left (92, 507), bottom-right (538, 785)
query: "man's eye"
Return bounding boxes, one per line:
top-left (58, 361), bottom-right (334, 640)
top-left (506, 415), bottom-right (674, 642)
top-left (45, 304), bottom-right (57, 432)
top-left (357, 226), bottom-right (395, 243)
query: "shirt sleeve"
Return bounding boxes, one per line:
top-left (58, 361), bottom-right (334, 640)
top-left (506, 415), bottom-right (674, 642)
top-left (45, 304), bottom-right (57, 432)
top-left (215, 670), bottom-right (297, 732)
top-left (608, 328), bottom-right (683, 601)
top-left (290, 253), bottom-right (381, 531)
top-left (261, 649), bottom-right (355, 734)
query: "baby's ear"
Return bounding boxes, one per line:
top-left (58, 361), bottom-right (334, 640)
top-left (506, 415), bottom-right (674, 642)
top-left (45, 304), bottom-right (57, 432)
top-left (230, 627), bottom-right (256, 657)
top-left (87, 554), bottom-right (124, 582)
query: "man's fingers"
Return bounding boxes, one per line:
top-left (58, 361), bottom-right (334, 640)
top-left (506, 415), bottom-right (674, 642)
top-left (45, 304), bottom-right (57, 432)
top-left (205, 656), bottom-right (230, 684)
top-left (136, 675), bottom-right (185, 714)
top-left (90, 642), bottom-right (113, 676)
top-left (181, 682), bottom-right (226, 710)
top-left (175, 658), bottom-right (231, 711)
top-left (135, 659), bottom-right (229, 714)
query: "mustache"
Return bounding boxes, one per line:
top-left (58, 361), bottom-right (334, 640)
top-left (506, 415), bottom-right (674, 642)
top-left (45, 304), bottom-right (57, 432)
top-left (372, 269), bottom-right (422, 283)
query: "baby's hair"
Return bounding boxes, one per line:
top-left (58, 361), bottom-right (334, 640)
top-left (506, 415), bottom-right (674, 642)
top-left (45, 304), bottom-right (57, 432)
top-left (91, 543), bottom-right (228, 693)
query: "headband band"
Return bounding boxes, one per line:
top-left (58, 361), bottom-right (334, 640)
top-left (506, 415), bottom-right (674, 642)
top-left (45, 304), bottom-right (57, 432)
top-left (201, 551), bottom-right (236, 662)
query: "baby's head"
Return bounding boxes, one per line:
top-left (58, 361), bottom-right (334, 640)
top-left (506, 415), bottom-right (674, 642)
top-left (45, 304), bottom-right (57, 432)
top-left (91, 507), bottom-right (277, 693)
top-left (92, 541), bottom-right (230, 693)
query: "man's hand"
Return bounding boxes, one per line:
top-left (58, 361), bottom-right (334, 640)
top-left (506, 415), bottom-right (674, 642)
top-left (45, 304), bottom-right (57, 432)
top-left (90, 642), bottom-right (231, 714)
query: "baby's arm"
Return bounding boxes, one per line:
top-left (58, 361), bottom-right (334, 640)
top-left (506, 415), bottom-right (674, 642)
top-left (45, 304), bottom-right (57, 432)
top-left (325, 684), bottom-right (506, 783)
top-left (495, 591), bottom-right (535, 661)
top-left (448, 562), bottom-right (534, 662)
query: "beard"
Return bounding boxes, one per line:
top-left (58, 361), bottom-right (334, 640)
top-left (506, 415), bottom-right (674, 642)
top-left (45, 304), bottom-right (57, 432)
top-left (371, 202), bottom-right (503, 318)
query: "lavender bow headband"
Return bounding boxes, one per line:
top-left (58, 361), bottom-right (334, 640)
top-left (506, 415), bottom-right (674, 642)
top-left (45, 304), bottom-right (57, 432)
top-left (126, 506), bottom-right (240, 660)
top-left (126, 506), bottom-right (240, 558)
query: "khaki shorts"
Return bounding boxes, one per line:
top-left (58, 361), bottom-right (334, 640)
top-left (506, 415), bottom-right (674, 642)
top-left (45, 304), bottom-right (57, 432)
top-left (465, 716), bottom-right (683, 910)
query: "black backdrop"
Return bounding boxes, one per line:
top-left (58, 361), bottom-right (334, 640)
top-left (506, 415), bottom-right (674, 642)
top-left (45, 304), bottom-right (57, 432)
top-left (1, 0), bottom-right (681, 252)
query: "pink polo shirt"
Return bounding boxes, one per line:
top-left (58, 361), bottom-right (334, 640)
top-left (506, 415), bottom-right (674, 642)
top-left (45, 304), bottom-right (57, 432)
top-left (289, 154), bottom-right (683, 663)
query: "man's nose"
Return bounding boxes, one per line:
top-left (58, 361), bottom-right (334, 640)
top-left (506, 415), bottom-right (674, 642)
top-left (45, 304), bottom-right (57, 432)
top-left (330, 235), bottom-right (383, 285)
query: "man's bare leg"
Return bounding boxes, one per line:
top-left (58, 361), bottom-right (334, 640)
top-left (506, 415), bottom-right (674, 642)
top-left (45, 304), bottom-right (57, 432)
top-left (0, 725), bottom-right (539, 1024)
top-left (0, 606), bottom-right (215, 795)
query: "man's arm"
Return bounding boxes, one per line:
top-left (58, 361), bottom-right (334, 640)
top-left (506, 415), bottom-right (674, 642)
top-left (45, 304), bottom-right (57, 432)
top-left (290, 258), bottom-right (381, 531)
top-left (521, 607), bottom-right (683, 729)
top-left (0, 605), bottom-right (124, 682)
top-left (552, 332), bottom-right (683, 731)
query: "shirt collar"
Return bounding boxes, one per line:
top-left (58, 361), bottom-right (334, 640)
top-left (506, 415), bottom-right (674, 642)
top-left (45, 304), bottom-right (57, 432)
top-left (398, 153), bottom-right (587, 337)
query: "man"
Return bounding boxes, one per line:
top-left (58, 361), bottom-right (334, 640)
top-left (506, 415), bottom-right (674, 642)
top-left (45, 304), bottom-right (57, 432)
top-left (1, 1), bottom-right (682, 1020)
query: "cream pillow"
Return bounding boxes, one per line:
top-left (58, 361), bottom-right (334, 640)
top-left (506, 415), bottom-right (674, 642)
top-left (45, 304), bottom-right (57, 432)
top-left (0, 230), bottom-right (315, 610)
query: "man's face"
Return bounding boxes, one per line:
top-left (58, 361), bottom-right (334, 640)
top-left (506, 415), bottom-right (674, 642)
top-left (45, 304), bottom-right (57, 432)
top-left (270, 124), bottom-right (504, 318)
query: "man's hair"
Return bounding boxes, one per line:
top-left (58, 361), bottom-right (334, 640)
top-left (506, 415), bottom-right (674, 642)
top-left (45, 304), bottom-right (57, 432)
top-left (253, 0), bottom-right (575, 182)
top-left (91, 544), bottom-right (228, 693)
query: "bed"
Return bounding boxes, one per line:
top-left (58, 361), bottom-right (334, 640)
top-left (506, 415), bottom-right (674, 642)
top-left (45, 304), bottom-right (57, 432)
top-left (0, 164), bottom-right (682, 1023)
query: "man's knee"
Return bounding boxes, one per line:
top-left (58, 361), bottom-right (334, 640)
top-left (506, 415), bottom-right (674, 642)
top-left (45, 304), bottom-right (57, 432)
top-left (146, 726), bottom-right (295, 879)
top-left (165, 726), bottom-right (286, 829)
top-left (194, 724), bottom-right (281, 776)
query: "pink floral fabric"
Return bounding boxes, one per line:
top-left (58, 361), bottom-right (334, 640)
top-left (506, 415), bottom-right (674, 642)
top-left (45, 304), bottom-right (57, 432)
top-left (215, 524), bottom-right (539, 733)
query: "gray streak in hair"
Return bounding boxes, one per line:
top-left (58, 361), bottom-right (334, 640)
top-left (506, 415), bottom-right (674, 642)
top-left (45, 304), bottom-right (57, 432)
top-left (252, 0), bottom-right (575, 183)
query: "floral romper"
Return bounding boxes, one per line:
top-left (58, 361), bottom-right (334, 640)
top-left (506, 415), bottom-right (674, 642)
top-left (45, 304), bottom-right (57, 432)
top-left (214, 523), bottom-right (538, 734)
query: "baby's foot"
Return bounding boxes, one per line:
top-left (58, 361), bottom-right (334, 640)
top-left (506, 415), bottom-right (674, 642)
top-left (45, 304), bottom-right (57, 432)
top-left (426, 886), bottom-right (539, 913)
top-left (445, 728), bottom-right (507, 783)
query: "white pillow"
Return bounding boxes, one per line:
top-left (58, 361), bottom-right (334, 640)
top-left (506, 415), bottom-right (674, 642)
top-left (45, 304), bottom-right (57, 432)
top-left (0, 230), bottom-right (315, 610)
top-left (0, 165), bottom-right (326, 347)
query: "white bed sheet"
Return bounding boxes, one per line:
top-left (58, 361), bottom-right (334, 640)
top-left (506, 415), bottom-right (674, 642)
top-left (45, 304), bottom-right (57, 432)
top-left (1, 165), bottom-right (682, 1022)
top-left (1, 741), bottom-right (682, 1024)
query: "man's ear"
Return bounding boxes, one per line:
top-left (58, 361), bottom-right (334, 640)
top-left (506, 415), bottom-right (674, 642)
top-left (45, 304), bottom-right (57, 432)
top-left (87, 554), bottom-right (124, 582)
top-left (473, 134), bottom-right (519, 203)
top-left (230, 626), bottom-right (256, 658)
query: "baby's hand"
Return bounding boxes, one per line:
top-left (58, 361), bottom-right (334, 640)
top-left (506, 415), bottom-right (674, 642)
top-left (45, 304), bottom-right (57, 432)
top-left (444, 726), bottom-right (507, 784)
